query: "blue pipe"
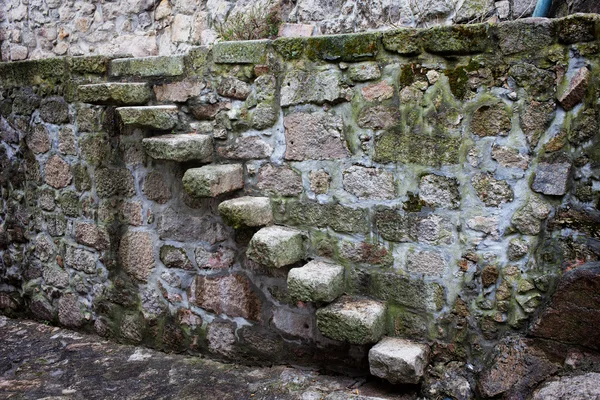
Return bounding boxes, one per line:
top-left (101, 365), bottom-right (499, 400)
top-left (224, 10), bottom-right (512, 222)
top-left (532, 0), bottom-right (552, 17)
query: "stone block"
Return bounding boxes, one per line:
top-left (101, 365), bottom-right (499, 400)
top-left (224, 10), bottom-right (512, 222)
top-left (78, 83), bottom-right (152, 105)
top-left (143, 171), bottom-right (171, 204)
top-left (117, 105), bottom-right (178, 130)
top-left (511, 195), bottom-right (551, 235)
top-left (361, 81), bottom-right (394, 102)
top-left (189, 274), bottom-right (261, 320)
top-left (110, 55), bottom-right (185, 77)
top-left (357, 105), bottom-right (401, 130)
top-left (154, 80), bottom-right (205, 102)
top-left (212, 40), bottom-right (269, 64)
top-left (406, 248), bottom-right (447, 276)
top-left (557, 13), bottom-right (600, 44)
top-left (374, 129), bottom-right (460, 167)
top-left (278, 200), bottom-right (369, 234)
top-left (558, 66), bottom-right (590, 111)
top-left (369, 337), bottom-right (429, 384)
top-left (119, 230), bottom-right (155, 282)
top-left (280, 69), bottom-right (351, 107)
top-left (470, 103), bottom-right (511, 137)
top-left (287, 260), bottom-right (345, 303)
top-left (532, 152), bottom-right (572, 196)
top-left (256, 164), bottom-right (303, 196)
top-left (142, 134), bottom-right (213, 162)
top-left (40, 96), bottom-right (69, 124)
top-left (157, 207), bottom-right (228, 243)
top-left (246, 226), bottom-right (304, 268)
top-left (496, 18), bottom-right (555, 55)
top-left (284, 112), bottom-right (349, 160)
top-left (343, 166), bottom-right (395, 200)
top-left (347, 61), bottom-right (381, 82)
top-left (160, 245), bottom-right (193, 270)
top-left (316, 296), bottom-right (386, 344)
top-left (382, 28), bottom-right (422, 55)
top-left (472, 173), bottom-right (514, 207)
top-left (75, 222), bottom-right (110, 250)
top-left (423, 24), bottom-right (491, 55)
top-left (278, 23), bottom-right (315, 37)
top-left (182, 164), bottom-right (243, 197)
top-left (64, 246), bottom-right (97, 274)
top-left (367, 271), bottom-right (445, 312)
top-left (305, 32), bottom-right (379, 62)
top-left (217, 76), bottom-right (251, 100)
top-left (44, 155), bottom-right (72, 189)
top-left (218, 196), bottom-right (273, 228)
top-left (217, 136), bottom-right (273, 160)
top-left (418, 174), bottom-right (460, 209)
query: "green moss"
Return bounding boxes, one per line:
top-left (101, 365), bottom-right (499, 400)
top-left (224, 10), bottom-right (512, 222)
top-left (273, 37), bottom-right (305, 60)
top-left (281, 200), bottom-right (369, 234)
top-left (305, 32), bottom-right (380, 62)
top-left (68, 56), bottom-right (109, 75)
top-left (0, 58), bottom-right (67, 88)
top-left (445, 66), bottom-right (469, 100)
top-left (58, 191), bottom-right (80, 217)
top-left (110, 56), bottom-right (185, 77)
top-left (368, 271), bottom-right (445, 312)
top-left (423, 24), bottom-right (491, 55)
top-left (382, 28), bottom-right (422, 55)
top-left (386, 303), bottom-right (429, 338)
top-left (212, 40), bottom-right (270, 64)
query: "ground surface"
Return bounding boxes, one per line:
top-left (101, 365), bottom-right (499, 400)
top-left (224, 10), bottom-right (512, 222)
top-left (0, 317), bottom-right (417, 400)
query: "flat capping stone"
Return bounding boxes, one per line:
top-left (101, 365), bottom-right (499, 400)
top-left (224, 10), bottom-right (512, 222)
top-left (78, 83), bottom-right (152, 105)
top-left (110, 55), bottom-right (185, 77)
top-left (382, 28), bottom-right (423, 55)
top-left (556, 13), bottom-right (600, 44)
top-left (305, 32), bottom-right (381, 62)
top-left (0, 57), bottom-right (67, 88)
top-left (422, 23), bottom-right (492, 55)
top-left (212, 40), bottom-right (270, 64)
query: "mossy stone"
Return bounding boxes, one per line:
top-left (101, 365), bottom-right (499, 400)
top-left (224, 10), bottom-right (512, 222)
top-left (382, 28), bottom-right (422, 55)
top-left (277, 200), bottom-right (369, 234)
top-left (273, 37), bottom-right (305, 60)
top-left (368, 271), bottom-right (445, 312)
top-left (423, 24), bottom-right (491, 55)
top-left (212, 40), bottom-right (269, 64)
top-left (110, 56), bottom-right (185, 77)
top-left (58, 191), bottom-right (81, 217)
top-left (68, 56), bottom-right (109, 75)
top-left (305, 32), bottom-right (380, 62)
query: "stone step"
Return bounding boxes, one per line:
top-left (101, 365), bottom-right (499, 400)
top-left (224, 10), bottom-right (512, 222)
top-left (218, 196), bottom-right (273, 228)
top-left (78, 83), bottom-right (152, 105)
top-left (142, 134), bottom-right (213, 162)
top-left (287, 260), bottom-right (344, 303)
top-left (368, 337), bottom-right (429, 385)
top-left (116, 105), bottom-right (178, 130)
top-left (316, 296), bottom-right (385, 345)
top-left (246, 226), bottom-right (304, 268)
top-left (182, 164), bottom-right (243, 198)
top-left (110, 55), bottom-right (184, 78)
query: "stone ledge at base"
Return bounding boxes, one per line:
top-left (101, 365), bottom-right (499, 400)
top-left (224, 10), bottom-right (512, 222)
top-left (316, 296), bottom-right (386, 345)
top-left (116, 105), bottom-right (179, 130)
top-left (368, 337), bottom-right (430, 384)
top-left (142, 134), bottom-right (213, 162)
top-left (287, 260), bottom-right (345, 303)
top-left (182, 164), bottom-right (244, 198)
top-left (246, 226), bottom-right (304, 268)
top-left (218, 196), bottom-right (273, 228)
top-left (78, 83), bottom-right (152, 105)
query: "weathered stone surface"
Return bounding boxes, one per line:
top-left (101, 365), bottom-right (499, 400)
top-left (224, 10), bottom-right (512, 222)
top-left (27, 124), bottom-right (51, 154)
top-left (509, 63), bottom-right (556, 102)
top-left (96, 167), bottom-right (135, 198)
top-left (382, 28), bottom-right (422, 55)
top-left (374, 129), bottom-right (460, 167)
top-left (496, 19), bottom-right (555, 55)
top-left (217, 76), bottom-right (251, 100)
top-left (531, 372), bottom-right (600, 400)
top-left (521, 100), bottom-right (556, 148)
top-left (530, 262), bottom-right (600, 350)
top-left (58, 127), bottom-right (77, 155)
top-left (284, 112), bottom-right (349, 161)
top-left (306, 33), bottom-right (379, 62)
top-left (368, 272), bottom-right (445, 312)
top-left (75, 222), bottom-right (110, 250)
top-left (218, 196), bottom-right (273, 228)
top-left (40, 96), bottom-right (69, 124)
top-left (45, 155), bottom-right (72, 189)
top-left (472, 173), bottom-right (513, 207)
top-left (357, 105), bottom-right (400, 130)
top-left (12, 89), bottom-right (41, 116)
top-left (280, 69), bottom-right (350, 106)
top-left (279, 200), bottom-right (369, 234)
top-left (557, 13), bottom-right (599, 44)
top-left (478, 337), bottom-right (559, 398)
top-left (78, 83), bottom-right (152, 105)
top-left (278, 23), bottom-right (315, 37)
top-left (470, 103), bottom-right (511, 137)
top-left (160, 245), bottom-right (193, 270)
top-left (142, 134), bottom-right (213, 162)
top-left (247, 226), bottom-right (304, 268)
top-left (423, 24), bottom-right (490, 54)
top-left (119, 231), bottom-right (155, 282)
top-left (508, 238), bottom-right (529, 260)
top-left (189, 274), bottom-right (261, 320)
top-left (309, 170), bottom-right (330, 194)
top-left (64, 246), bottom-right (97, 274)
top-left (182, 164), bottom-right (243, 197)
top-left (369, 337), bottom-right (429, 385)
top-left (343, 166), bottom-right (395, 200)
top-left (212, 40), bottom-right (268, 64)
top-left (375, 210), bottom-right (454, 244)
top-left (339, 240), bottom-right (394, 267)
top-left (154, 80), bottom-right (205, 102)
top-left (511, 195), bottom-right (552, 235)
top-left (110, 56), bottom-right (184, 77)
top-left (143, 171), bottom-right (171, 204)
top-left (120, 201), bottom-right (143, 226)
top-left (287, 261), bottom-right (345, 303)
top-left (251, 102), bottom-right (278, 130)
top-left (157, 207), bottom-right (228, 243)
top-left (418, 174), bottom-right (460, 209)
top-left (491, 145), bottom-right (529, 169)
top-left (58, 294), bottom-right (85, 328)
top-left (361, 81), bottom-right (394, 102)
top-left (406, 249), bottom-right (446, 276)
top-left (531, 152), bottom-right (572, 196)
top-left (43, 263), bottom-right (69, 288)
top-left (558, 67), bottom-right (590, 111)
top-left (316, 296), bottom-right (386, 344)
top-left (347, 62), bottom-right (381, 82)
top-left (79, 133), bottom-right (109, 166)
top-left (256, 164), bottom-right (302, 196)
top-left (117, 105), bottom-right (178, 130)
top-left (195, 246), bottom-right (236, 270)
top-left (217, 136), bottom-right (273, 160)
top-left (190, 102), bottom-right (231, 120)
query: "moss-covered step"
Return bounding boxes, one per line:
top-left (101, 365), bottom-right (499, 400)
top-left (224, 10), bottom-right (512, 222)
top-left (218, 197), bottom-right (273, 228)
top-left (142, 134), bottom-right (213, 162)
top-left (287, 260), bottom-right (344, 303)
top-left (78, 83), bottom-right (152, 105)
top-left (212, 40), bottom-right (270, 64)
top-left (246, 226), bottom-right (304, 268)
top-left (109, 55), bottom-right (184, 77)
top-left (368, 337), bottom-right (430, 384)
top-left (116, 105), bottom-right (178, 130)
top-left (316, 295), bottom-right (386, 345)
top-left (182, 164), bottom-right (243, 198)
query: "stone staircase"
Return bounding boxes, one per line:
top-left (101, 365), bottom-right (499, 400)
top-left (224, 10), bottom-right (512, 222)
top-left (76, 55), bottom-right (429, 386)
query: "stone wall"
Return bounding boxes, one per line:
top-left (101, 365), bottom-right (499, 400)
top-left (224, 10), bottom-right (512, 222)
top-left (2, 0), bottom-right (599, 62)
top-left (1, 14), bottom-right (600, 398)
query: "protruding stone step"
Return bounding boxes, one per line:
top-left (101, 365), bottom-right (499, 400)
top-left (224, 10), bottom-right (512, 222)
top-left (78, 83), bottom-right (152, 105)
top-left (287, 260), bottom-right (344, 302)
top-left (246, 226), bottom-right (304, 268)
top-left (218, 196), bottom-right (273, 228)
top-left (110, 55), bottom-right (185, 77)
top-left (142, 134), bottom-right (213, 162)
top-left (368, 337), bottom-right (430, 384)
top-left (316, 296), bottom-right (385, 344)
top-left (116, 105), bottom-right (178, 130)
top-left (182, 164), bottom-right (243, 198)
